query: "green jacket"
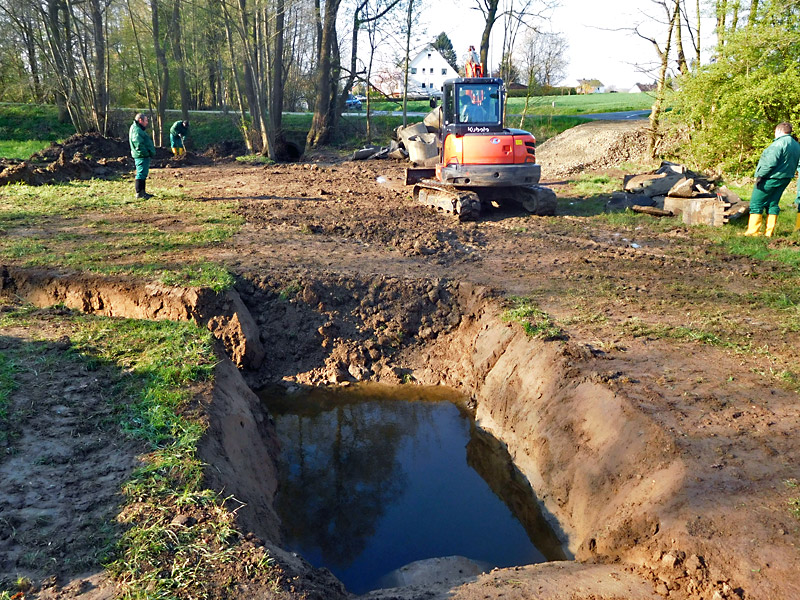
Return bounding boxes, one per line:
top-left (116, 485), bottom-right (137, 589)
top-left (755, 133), bottom-right (800, 180)
top-left (129, 121), bottom-right (156, 159)
top-left (170, 120), bottom-right (189, 137)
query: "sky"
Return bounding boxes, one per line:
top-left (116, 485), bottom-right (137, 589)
top-left (416, 0), bottom-right (707, 90)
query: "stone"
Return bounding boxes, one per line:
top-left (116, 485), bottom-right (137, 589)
top-left (667, 177), bottom-right (695, 198)
top-left (624, 172), bottom-right (686, 197)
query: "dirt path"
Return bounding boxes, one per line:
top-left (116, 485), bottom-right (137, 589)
top-left (1, 120), bottom-right (799, 599)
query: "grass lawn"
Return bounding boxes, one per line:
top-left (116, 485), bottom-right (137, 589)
top-left (0, 179), bottom-right (241, 290)
top-left (505, 92), bottom-right (656, 116)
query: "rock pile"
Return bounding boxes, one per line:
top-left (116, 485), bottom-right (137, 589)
top-left (608, 161), bottom-right (747, 226)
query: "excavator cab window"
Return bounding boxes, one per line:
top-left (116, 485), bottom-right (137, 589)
top-left (456, 83), bottom-right (501, 125)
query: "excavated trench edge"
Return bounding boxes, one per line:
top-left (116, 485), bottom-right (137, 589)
top-left (0, 266), bottom-right (732, 598)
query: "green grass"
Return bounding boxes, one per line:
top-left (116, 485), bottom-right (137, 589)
top-left (65, 316), bottom-right (278, 597)
top-left (697, 183), bottom-right (800, 269)
top-left (367, 92), bottom-right (656, 117)
top-left (0, 352), bottom-right (17, 448)
top-left (0, 179), bottom-right (241, 291)
top-left (502, 297), bottom-right (565, 340)
top-left (506, 92), bottom-right (656, 116)
top-left (0, 308), bottom-right (280, 596)
top-left (0, 139), bottom-right (52, 159)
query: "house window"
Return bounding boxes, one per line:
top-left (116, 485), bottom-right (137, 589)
top-left (411, 67), bottom-right (417, 74)
top-left (422, 82), bottom-right (426, 88)
top-left (427, 53), bottom-right (431, 58)
top-left (442, 68), bottom-right (447, 75)
top-left (422, 68), bottom-right (426, 73)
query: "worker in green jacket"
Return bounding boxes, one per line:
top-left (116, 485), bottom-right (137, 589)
top-left (129, 113), bottom-right (157, 199)
top-left (745, 122), bottom-right (800, 237)
top-left (170, 120), bottom-right (189, 156)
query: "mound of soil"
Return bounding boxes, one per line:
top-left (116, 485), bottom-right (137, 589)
top-left (537, 120), bottom-right (651, 175)
top-left (203, 140), bottom-right (248, 160)
top-left (33, 132), bottom-right (132, 162)
top-left (0, 132), bottom-right (209, 185)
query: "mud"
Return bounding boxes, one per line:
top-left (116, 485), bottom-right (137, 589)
top-left (1, 120), bottom-right (799, 600)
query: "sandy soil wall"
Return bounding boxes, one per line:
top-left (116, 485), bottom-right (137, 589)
top-left (0, 266), bottom-right (264, 368)
top-left (413, 283), bottom-right (684, 562)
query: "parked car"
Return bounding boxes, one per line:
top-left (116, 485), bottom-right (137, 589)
top-left (345, 94), bottom-right (362, 110)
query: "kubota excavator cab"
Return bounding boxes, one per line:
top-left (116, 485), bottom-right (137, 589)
top-left (407, 77), bottom-right (555, 221)
top-left (434, 77), bottom-right (541, 188)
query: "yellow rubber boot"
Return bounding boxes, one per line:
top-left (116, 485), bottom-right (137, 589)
top-left (744, 213), bottom-right (763, 236)
top-left (179, 147), bottom-right (186, 156)
top-left (794, 214), bottom-right (800, 232)
top-left (171, 148), bottom-right (178, 156)
top-left (765, 214), bottom-right (778, 237)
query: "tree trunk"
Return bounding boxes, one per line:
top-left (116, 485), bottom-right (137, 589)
top-left (125, 0), bottom-right (156, 127)
top-left (151, 0), bottom-right (169, 145)
top-left (479, 0), bottom-right (499, 70)
top-left (170, 0), bottom-right (191, 120)
top-left (89, 0), bottom-right (108, 133)
top-left (748, 0), bottom-right (759, 27)
top-left (649, 0), bottom-right (678, 157)
top-left (269, 0), bottom-right (287, 155)
top-left (401, 0), bottom-right (413, 127)
top-left (306, 0), bottom-right (343, 147)
top-left (674, 0), bottom-right (688, 75)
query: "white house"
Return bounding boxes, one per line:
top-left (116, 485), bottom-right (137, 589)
top-left (372, 46), bottom-right (458, 97)
top-left (409, 46), bottom-right (459, 95)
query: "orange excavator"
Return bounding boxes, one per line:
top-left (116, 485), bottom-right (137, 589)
top-left (406, 75), bottom-right (556, 221)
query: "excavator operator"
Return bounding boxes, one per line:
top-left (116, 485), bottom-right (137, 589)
top-left (459, 88), bottom-right (486, 123)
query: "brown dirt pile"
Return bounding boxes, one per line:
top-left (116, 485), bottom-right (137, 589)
top-left (0, 133), bottom-right (213, 186)
top-left (537, 120), bottom-right (652, 176)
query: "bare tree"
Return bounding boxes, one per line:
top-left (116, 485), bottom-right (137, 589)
top-left (306, 0), bottom-right (344, 147)
top-left (633, 0), bottom-right (679, 156)
top-left (472, 0), bottom-right (554, 73)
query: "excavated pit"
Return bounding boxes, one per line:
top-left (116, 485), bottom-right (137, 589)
top-left (0, 267), bottom-right (764, 599)
top-left (259, 383), bottom-right (568, 594)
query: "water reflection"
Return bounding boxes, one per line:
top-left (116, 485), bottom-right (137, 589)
top-left (261, 384), bottom-right (562, 593)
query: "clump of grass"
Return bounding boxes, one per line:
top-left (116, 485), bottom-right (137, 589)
top-left (571, 174), bottom-right (619, 196)
top-left (0, 352), bottom-right (17, 448)
top-left (236, 154), bottom-right (274, 165)
top-left (278, 281), bottom-right (302, 300)
top-left (502, 297), bottom-right (565, 340)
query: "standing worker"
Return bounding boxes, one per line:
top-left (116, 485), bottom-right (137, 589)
top-left (170, 119), bottom-right (189, 156)
top-left (129, 112), bottom-right (156, 199)
top-left (744, 121), bottom-right (800, 237)
top-left (465, 45), bottom-right (483, 78)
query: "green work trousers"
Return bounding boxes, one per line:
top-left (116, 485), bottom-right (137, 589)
top-left (750, 177), bottom-right (791, 215)
top-left (134, 157), bottom-right (150, 180)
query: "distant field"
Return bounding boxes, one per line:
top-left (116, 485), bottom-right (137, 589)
top-left (506, 92), bottom-right (656, 116)
top-left (367, 92), bottom-right (657, 116)
top-left (0, 98), bottom-right (623, 159)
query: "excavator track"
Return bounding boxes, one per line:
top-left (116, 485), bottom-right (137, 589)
top-left (413, 180), bottom-right (482, 221)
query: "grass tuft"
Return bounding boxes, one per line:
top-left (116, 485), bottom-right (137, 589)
top-left (502, 297), bottom-right (565, 341)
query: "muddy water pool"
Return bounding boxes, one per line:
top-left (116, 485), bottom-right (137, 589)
top-left (260, 383), bottom-right (564, 594)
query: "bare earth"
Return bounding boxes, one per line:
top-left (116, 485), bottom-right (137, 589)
top-left (1, 121), bottom-right (799, 600)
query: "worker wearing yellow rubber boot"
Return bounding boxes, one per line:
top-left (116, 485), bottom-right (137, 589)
top-left (794, 194), bottom-right (800, 233)
top-left (169, 120), bottom-right (189, 156)
top-left (745, 122), bottom-right (800, 237)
